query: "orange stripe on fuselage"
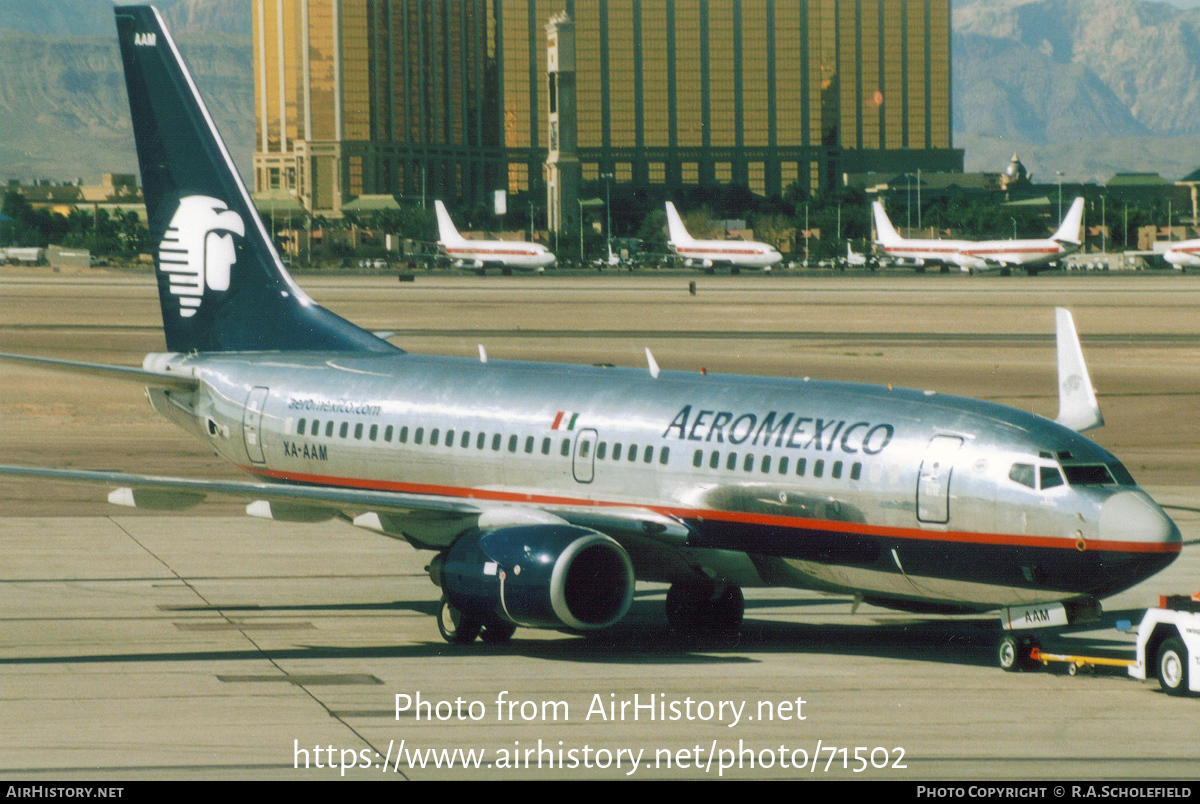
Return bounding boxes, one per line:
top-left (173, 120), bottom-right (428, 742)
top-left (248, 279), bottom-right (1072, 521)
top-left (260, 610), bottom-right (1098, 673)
top-left (239, 465), bottom-right (1180, 555)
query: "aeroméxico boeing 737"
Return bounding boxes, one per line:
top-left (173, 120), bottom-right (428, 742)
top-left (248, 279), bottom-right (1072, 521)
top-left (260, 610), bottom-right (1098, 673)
top-left (873, 198), bottom-right (1085, 275)
top-left (0, 7), bottom-right (1181, 670)
top-left (435, 199), bottom-right (555, 274)
top-left (665, 201), bottom-right (782, 271)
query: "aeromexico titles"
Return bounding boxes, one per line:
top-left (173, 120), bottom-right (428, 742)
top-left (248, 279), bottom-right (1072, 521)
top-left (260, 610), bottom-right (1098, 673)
top-left (0, 6), bottom-right (1182, 670)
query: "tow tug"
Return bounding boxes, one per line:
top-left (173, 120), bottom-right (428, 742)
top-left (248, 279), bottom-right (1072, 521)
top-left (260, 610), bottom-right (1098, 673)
top-left (1016, 594), bottom-right (1200, 696)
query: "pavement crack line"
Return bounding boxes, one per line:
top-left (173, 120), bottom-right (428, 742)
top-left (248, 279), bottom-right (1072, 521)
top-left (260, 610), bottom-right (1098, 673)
top-left (106, 516), bottom-right (408, 779)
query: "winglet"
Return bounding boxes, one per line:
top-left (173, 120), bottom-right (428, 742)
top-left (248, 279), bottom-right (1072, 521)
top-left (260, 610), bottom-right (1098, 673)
top-left (1054, 308), bottom-right (1103, 432)
top-left (645, 347), bottom-right (660, 379)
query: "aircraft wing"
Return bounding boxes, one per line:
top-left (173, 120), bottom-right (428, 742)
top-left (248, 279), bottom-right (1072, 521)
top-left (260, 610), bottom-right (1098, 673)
top-left (0, 464), bottom-right (697, 554)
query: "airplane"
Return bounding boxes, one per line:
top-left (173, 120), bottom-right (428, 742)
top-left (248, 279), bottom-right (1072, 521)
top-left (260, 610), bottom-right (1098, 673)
top-left (1162, 239), bottom-right (1200, 271)
top-left (434, 199), bottom-right (555, 275)
top-left (873, 198), bottom-right (1085, 275)
top-left (0, 7), bottom-right (1182, 670)
top-left (845, 242), bottom-right (869, 268)
top-left (665, 201), bottom-right (782, 272)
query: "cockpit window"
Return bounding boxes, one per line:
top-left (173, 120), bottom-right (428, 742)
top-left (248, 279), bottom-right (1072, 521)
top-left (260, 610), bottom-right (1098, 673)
top-left (1062, 465), bottom-right (1115, 486)
top-left (1061, 463), bottom-right (1137, 486)
top-left (1008, 463), bottom-right (1036, 489)
top-left (1040, 466), bottom-right (1064, 490)
top-left (1109, 463), bottom-right (1136, 486)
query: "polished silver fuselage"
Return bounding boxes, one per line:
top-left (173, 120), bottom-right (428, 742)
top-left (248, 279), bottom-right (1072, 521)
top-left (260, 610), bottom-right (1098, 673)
top-left (148, 350), bottom-right (1180, 612)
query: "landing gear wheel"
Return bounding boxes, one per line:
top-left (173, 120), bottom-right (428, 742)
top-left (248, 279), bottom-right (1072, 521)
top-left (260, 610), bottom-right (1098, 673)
top-left (666, 582), bottom-right (744, 638)
top-left (480, 619), bottom-right (518, 645)
top-left (998, 634), bottom-right (1039, 672)
top-left (1158, 637), bottom-right (1190, 696)
top-left (437, 598), bottom-right (481, 644)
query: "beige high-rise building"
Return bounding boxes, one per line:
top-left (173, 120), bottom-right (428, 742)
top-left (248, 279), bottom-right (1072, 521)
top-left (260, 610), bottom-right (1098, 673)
top-left (253, 0), bottom-right (960, 214)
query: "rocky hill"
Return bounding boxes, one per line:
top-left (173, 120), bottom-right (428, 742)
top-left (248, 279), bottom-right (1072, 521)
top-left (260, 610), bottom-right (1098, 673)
top-left (953, 0), bottom-right (1200, 179)
top-left (0, 0), bottom-right (251, 183)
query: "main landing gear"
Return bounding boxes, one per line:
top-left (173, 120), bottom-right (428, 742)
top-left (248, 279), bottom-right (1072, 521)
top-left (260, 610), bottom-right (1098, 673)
top-left (665, 582), bottom-right (745, 639)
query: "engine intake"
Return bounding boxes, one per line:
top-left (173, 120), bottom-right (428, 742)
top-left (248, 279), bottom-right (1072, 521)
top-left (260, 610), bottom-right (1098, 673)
top-left (435, 525), bottom-right (634, 630)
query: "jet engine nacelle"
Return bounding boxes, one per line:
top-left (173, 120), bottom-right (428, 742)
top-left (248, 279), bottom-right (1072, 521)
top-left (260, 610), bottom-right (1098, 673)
top-left (453, 258), bottom-right (484, 269)
top-left (433, 525), bottom-right (635, 630)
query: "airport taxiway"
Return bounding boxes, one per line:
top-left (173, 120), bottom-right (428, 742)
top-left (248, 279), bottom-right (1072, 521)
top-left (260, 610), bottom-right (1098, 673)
top-left (1, 272), bottom-right (1198, 779)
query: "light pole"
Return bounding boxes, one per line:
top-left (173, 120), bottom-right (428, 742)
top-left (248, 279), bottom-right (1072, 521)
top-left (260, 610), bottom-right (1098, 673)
top-left (577, 198), bottom-right (584, 262)
top-left (1101, 195), bottom-right (1106, 254)
top-left (1010, 217), bottom-right (1017, 239)
top-left (599, 171), bottom-right (614, 254)
top-left (1056, 171), bottom-right (1064, 220)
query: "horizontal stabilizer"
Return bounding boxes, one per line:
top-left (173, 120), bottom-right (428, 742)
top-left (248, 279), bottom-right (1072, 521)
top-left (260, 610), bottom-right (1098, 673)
top-left (0, 352), bottom-right (199, 391)
top-left (1054, 307), bottom-right (1103, 432)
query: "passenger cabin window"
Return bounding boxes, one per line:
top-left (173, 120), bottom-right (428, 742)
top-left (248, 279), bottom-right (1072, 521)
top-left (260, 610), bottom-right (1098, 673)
top-left (693, 450), bottom-right (703, 468)
top-left (659, 447), bottom-right (669, 465)
top-left (385, 425), bottom-right (394, 442)
top-left (445, 429), bottom-right (454, 446)
top-left (340, 422), bottom-right (349, 439)
top-left (461, 431), bottom-right (470, 448)
top-left (597, 442), bottom-right (607, 460)
top-left (508, 435), bottom-right (518, 453)
top-left (814, 459), bottom-right (825, 478)
top-left (778, 456), bottom-right (789, 475)
top-left (414, 427), bottom-right (424, 445)
top-left (796, 458), bottom-right (807, 477)
top-left (369, 424), bottom-right (378, 441)
top-left (430, 428), bottom-right (439, 446)
top-left (710, 451), bottom-right (720, 469)
top-left (355, 423), bottom-right (364, 440)
top-left (542, 437), bottom-right (551, 455)
top-left (643, 446), bottom-right (653, 464)
top-left (297, 418), bottom-right (307, 435)
top-left (613, 443), bottom-right (623, 461)
top-left (477, 433), bottom-right (486, 449)
top-left (399, 426), bottom-right (408, 443)
top-left (492, 434), bottom-right (502, 451)
top-left (325, 421), bottom-right (334, 437)
top-left (524, 436), bottom-right (534, 454)
top-left (560, 439), bottom-right (570, 457)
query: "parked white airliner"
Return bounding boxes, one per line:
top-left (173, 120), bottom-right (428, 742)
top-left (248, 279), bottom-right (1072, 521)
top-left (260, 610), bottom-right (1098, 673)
top-left (435, 200), bottom-right (555, 274)
top-left (0, 8), bottom-right (1181, 669)
top-left (873, 198), bottom-right (1085, 274)
top-left (665, 201), bottom-right (782, 271)
top-left (1163, 240), bottom-right (1200, 270)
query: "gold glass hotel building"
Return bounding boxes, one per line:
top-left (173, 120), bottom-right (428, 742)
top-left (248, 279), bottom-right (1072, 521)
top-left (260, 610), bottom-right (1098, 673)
top-left (253, 0), bottom-right (960, 214)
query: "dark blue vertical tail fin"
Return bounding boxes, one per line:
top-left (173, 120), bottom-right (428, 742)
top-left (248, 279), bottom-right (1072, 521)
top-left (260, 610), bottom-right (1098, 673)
top-left (114, 5), bottom-right (396, 354)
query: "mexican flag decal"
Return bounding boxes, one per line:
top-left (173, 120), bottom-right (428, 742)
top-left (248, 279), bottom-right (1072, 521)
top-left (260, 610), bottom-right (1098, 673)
top-left (551, 411), bottom-right (579, 430)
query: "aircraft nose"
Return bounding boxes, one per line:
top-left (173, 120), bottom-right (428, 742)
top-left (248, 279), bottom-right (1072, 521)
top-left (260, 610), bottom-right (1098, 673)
top-left (1098, 490), bottom-right (1180, 547)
